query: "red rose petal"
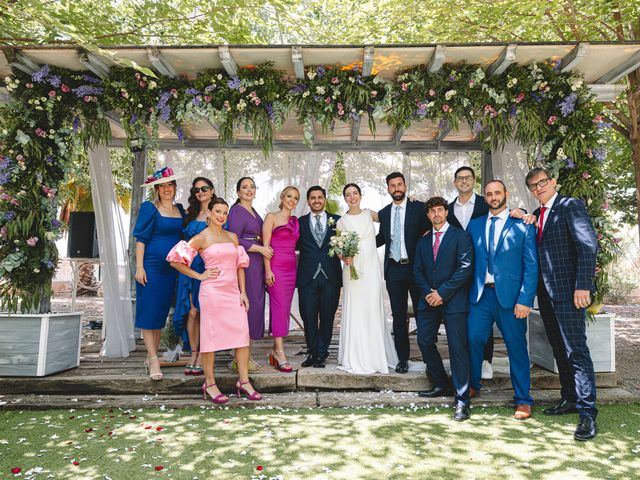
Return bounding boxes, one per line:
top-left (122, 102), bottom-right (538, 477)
top-left (256, 465), bottom-right (263, 471)
top-left (11, 468), bottom-right (21, 474)
top-left (129, 415), bottom-right (137, 419)
top-left (84, 428), bottom-right (94, 433)
top-left (145, 426), bottom-right (153, 430)
top-left (154, 466), bottom-right (164, 471)
top-left (156, 427), bottom-right (163, 431)
top-left (72, 461), bottom-right (80, 466)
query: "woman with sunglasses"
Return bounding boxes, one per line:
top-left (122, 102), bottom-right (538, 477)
top-left (173, 177), bottom-right (216, 376)
top-left (226, 177), bottom-right (273, 371)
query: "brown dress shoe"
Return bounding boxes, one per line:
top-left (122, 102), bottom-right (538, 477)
top-left (469, 387), bottom-right (480, 399)
top-left (514, 404), bottom-right (532, 420)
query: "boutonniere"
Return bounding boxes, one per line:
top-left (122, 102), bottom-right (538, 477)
top-left (327, 217), bottom-right (336, 227)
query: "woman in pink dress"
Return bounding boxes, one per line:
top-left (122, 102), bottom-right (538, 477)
top-left (262, 186), bottom-right (300, 372)
top-left (167, 197), bottom-right (262, 403)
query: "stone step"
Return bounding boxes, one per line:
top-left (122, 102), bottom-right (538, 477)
top-left (0, 388), bottom-right (635, 411)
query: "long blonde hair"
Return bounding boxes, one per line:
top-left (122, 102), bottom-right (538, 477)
top-left (278, 185), bottom-right (300, 210)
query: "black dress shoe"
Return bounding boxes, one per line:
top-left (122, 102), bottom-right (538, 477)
top-left (543, 399), bottom-right (579, 416)
top-left (453, 404), bottom-right (470, 422)
top-left (574, 416), bottom-right (597, 441)
top-left (313, 358), bottom-right (326, 368)
top-left (301, 354), bottom-right (315, 368)
top-left (418, 386), bottom-right (454, 398)
top-left (395, 361), bottom-right (409, 374)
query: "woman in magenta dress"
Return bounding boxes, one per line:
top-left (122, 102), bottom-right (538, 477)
top-left (226, 177), bottom-right (273, 370)
top-left (167, 197), bottom-right (262, 404)
top-left (262, 186), bottom-right (300, 372)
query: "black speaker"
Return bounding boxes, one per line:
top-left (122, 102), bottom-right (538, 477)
top-left (67, 211), bottom-right (99, 258)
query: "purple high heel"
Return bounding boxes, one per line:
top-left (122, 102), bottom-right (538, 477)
top-left (236, 380), bottom-right (263, 401)
top-left (201, 382), bottom-right (229, 404)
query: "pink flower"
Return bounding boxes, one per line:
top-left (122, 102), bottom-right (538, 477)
top-left (61, 84), bottom-right (70, 93)
top-left (325, 97), bottom-right (331, 104)
top-left (331, 77), bottom-right (339, 84)
top-left (239, 86), bottom-right (246, 93)
top-left (468, 80), bottom-right (475, 87)
top-left (0, 226), bottom-right (7, 239)
top-left (26, 83), bottom-right (33, 88)
top-left (515, 92), bottom-right (525, 103)
top-left (35, 128), bottom-right (46, 137)
top-left (429, 89), bottom-right (436, 96)
top-left (135, 73), bottom-right (141, 80)
top-left (48, 90), bottom-right (56, 97)
top-left (204, 95), bottom-right (212, 103)
top-left (139, 81), bottom-right (146, 88)
top-left (83, 95), bottom-right (91, 102)
top-left (401, 83), bottom-right (409, 92)
top-left (597, 233), bottom-right (603, 240)
top-left (249, 91), bottom-right (257, 97)
top-left (547, 115), bottom-right (557, 125)
top-left (442, 104), bottom-right (450, 112)
top-left (370, 90), bottom-right (378, 97)
top-left (170, 88), bottom-right (178, 96)
top-left (581, 172), bottom-right (591, 179)
top-left (254, 98), bottom-right (261, 106)
top-left (26, 236), bottom-right (38, 246)
top-left (612, 237), bottom-right (622, 244)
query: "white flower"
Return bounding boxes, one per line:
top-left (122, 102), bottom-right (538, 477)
top-left (33, 268), bottom-right (40, 273)
top-left (327, 217), bottom-right (335, 226)
top-left (259, 78), bottom-right (264, 85)
top-left (444, 90), bottom-right (457, 100)
top-left (237, 99), bottom-right (247, 111)
top-left (316, 86), bottom-right (326, 95)
top-left (556, 148), bottom-right (567, 160)
top-left (307, 71), bottom-right (317, 80)
top-left (302, 91), bottom-right (310, 98)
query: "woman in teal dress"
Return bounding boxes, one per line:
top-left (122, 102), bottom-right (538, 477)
top-left (173, 177), bottom-right (216, 376)
top-left (133, 167), bottom-right (185, 381)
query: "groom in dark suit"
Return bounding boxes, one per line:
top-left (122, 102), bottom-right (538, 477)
top-left (376, 172), bottom-right (431, 373)
top-left (414, 196), bottom-right (474, 421)
top-left (296, 186), bottom-right (342, 368)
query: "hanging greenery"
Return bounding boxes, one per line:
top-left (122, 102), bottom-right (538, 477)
top-left (0, 58), bottom-right (618, 312)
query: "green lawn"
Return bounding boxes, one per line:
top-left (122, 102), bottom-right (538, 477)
top-left (0, 404), bottom-right (639, 479)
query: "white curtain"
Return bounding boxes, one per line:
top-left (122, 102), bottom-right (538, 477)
top-left (88, 146), bottom-right (136, 358)
top-left (491, 142), bottom-right (538, 213)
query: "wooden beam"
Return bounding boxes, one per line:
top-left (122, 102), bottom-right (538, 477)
top-left (560, 42), bottom-right (589, 72)
top-left (78, 49), bottom-right (110, 79)
top-left (3, 48), bottom-right (39, 74)
top-left (487, 44), bottom-right (517, 77)
top-left (589, 83), bottom-right (625, 102)
top-left (351, 46), bottom-right (374, 144)
top-left (595, 49), bottom-right (640, 84)
top-left (109, 138), bottom-right (483, 152)
top-left (146, 48), bottom-right (177, 78)
top-left (428, 45), bottom-right (446, 73)
top-left (291, 46), bottom-right (305, 79)
top-left (218, 46), bottom-right (238, 76)
top-left (481, 150), bottom-right (493, 188)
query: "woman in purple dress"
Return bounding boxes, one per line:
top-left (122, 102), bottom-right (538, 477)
top-left (262, 186), bottom-right (300, 372)
top-left (226, 177), bottom-right (273, 370)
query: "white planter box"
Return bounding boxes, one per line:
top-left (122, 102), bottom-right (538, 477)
top-left (528, 309), bottom-right (615, 373)
top-left (0, 312), bottom-right (83, 376)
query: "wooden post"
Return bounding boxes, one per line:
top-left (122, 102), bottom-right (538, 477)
top-left (129, 149), bottom-right (148, 303)
top-left (481, 150), bottom-right (493, 194)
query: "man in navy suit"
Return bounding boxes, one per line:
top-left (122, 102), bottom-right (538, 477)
top-left (526, 167), bottom-right (599, 440)
top-left (467, 180), bottom-right (538, 420)
top-left (376, 172), bottom-right (431, 373)
top-left (414, 197), bottom-right (473, 421)
top-left (296, 186), bottom-right (342, 368)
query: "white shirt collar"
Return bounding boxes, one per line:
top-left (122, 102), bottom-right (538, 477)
top-left (456, 192), bottom-right (476, 206)
top-left (543, 192), bottom-right (558, 209)
top-left (433, 222), bottom-right (449, 234)
top-left (393, 197), bottom-right (408, 210)
top-left (488, 208), bottom-right (510, 220)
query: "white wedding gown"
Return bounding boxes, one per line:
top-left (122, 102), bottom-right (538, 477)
top-left (337, 211), bottom-right (399, 374)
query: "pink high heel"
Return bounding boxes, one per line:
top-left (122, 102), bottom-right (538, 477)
top-left (236, 380), bottom-right (263, 401)
top-left (201, 382), bottom-right (229, 404)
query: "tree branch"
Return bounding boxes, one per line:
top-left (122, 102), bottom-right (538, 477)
top-left (544, 8), bottom-right (566, 41)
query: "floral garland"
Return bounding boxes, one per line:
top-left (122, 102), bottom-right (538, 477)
top-left (0, 59), bottom-right (618, 312)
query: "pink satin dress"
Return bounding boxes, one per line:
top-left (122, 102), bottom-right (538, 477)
top-left (267, 216), bottom-right (300, 337)
top-left (167, 241), bottom-right (250, 352)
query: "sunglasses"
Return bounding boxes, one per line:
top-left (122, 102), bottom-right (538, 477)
top-left (191, 186), bottom-right (214, 194)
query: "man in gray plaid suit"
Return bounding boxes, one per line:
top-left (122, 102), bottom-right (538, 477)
top-left (526, 167), bottom-right (599, 441)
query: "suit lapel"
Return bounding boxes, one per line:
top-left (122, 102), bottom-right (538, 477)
top-left (540, 194), bottom-right (561, 241)
top-left (434, 228), bottom-right (453, 266)
top-left (480, 216), bottom-right (489, 253)
top-left (321, 214), bottom-right (336, 247)
top-left (494, 216), bottom-right (515, 254)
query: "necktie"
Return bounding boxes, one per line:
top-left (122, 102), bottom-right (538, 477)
top-left (537, 206), bottom-right (547, 245)
top-left (488, 217), bottom-right (498, 275)
top-left (314, 214), bottom-right (324, 246)
top-left (391, 205), bottom-right (402, 261)
top-left (433, 231), bottom-right (443, 260)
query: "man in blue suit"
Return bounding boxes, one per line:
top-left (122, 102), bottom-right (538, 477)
top-left (296, 186), bottom-right (342, 368)
top-left (414, 196), bottom-right (473, 421)
top-left (467, 180), bottom-right (538, 420)
top-left (526, 167), bottom-right (599, 440)
top-left (377, 172), bottom-right (431, 373)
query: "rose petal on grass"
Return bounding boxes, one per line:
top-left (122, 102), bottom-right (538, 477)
top-left (154, 466), bottom-right (164, 471)
top-left (72, 461), bottom-right (80, 466)
top-left (155, 427), bottom-right (163, 431)
top-left (11, 467), bottom-right (21, 474)
top-left (256, 465), bottom-right (263, 471)
top-left (144, 426), bottom-right (153, 430)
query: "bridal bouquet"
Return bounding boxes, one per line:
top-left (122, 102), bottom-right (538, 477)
top-left (328, 230), bottom-right (360, 280)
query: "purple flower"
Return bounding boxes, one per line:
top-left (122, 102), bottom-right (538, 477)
top-left (45, 155), bottom-right (54, 164)
top-left (51, 218), bottom-right (62, 229)
top-left (448, 74), bottom-right (455, 82)
top-left (72, 85), bottom-right (104, 97)
top-left (592, 148), bottom-right (606, 161)
top-left (204, 84), bottom-right (216, 92)
top-left (509, 105), bottom-right (517, 117)
top-left (472, 120), bottom-right (483, 135)
top-left (0, 172), bottom-right (10, 185)
top-left (227, 77), bottom-right (241, 90)
top-left (177, 126), bottom-right (184, 142)
top-left (72, 117), bottom-right (81, 132)
top-left (185, 87), bottom-right (200, 95)
top-left (128, 114), bottom-right (138, 126)
top-left (32, 64), bottom-right (50, 83)
top-left (349, 111), bottom-right (359, 121)
top-left (558, 93), bottom-right (577, 117)
top-left (552, 59), bottom-right (562, 72)
top-left (330, 119), bottom-right (336, 131)
top-left (265, 103), bottom-right (274, 121)
top-left (565, 158), bottom-right (575, 169)
top-left (531, 93), bottom-right (542, 103)
top-left (317, 66), bottom-right (326, 78)
top-left (191, 96), bottom-right (202, 107)
top-left (47, 260), bottom-right (55, 269)
top-left (313, 95), bottom-right (322, 102)
top-left (289, 84), bottom-right (306, 95)
top-left (4, 211), bottom-right (16, 221)
top-left (156, 92), bottom-right (172, 122)
top-left (82, 74), bottom-right (100, 84)
top-left (438, 119), bottom-right (447, 129)
top-left (48, 75), bottom-right (61, 88)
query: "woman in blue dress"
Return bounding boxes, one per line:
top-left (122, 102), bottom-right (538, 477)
top-left (173, 177), bottom-right (216, 376)
top-left (133, 167), bottom-right (186, 381)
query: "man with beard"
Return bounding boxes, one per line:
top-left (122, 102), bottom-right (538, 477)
top-left (296, 186), bottom-right (342, 368)
top-left (376, 172), bottom-right (431, 373)
top-left (467, 180), bottom-right (538, 419)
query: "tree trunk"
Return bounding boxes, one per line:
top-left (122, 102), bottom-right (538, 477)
top-left (628, 69), bottom-right (640, 246)
top-left (633, 141), bottom-right (640, 245)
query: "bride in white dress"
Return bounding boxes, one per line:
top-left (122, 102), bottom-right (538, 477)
top-left (337, 183), bottom-right (398, 374)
